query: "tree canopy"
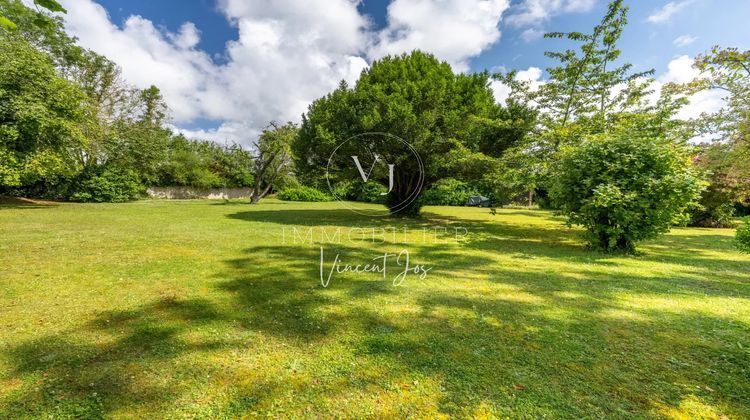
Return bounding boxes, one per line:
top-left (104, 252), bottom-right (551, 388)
top-left (295, 51), bottom-right (533, 216)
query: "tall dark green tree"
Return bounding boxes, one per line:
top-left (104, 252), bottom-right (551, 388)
top-left (294, 51), bottom-right (503, 216)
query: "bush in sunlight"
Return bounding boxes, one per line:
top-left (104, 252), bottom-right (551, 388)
top-left (550, 133), bottom-right (704, 253)
top-left (277, 186), bottom-right (331, 202)
top-left (736, 218), bottom-right (750, 253)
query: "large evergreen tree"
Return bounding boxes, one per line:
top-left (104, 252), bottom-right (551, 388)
top-left (294, 51), bottom-right (505, 216)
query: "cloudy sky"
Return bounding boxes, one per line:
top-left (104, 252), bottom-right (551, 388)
top-left (57, 0), bottom-right (750, 145)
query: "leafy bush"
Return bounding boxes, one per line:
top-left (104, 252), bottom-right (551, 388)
top-left (69, 167), bottom-right (144, 203)
top-left (690, 143), bottom-right (742, 228)
top-left (332, 180), bottom-right (387, 204)
top-left (354, 182), bottom-right (388, 203)
top-left (277, 186), bottom-right (332, 202)
top-left (737, 218), bottom-right (750, 253)
top-left (550, 133), bottom-right (704, 253)
top-left (421, 178), bottom-right (481, 206)
top-left (690, 185), bottom-right (737, 228)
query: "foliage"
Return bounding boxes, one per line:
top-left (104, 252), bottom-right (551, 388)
top-left (1, 3), bottom-right (257, 198)
top-left (69, 166), bottom-right (143, 202)
top-left (490, 1), bottom-right (664, 211)
top-left (476, 99), bottom-right (538, 158)
top-left (550, 132), bottom-right (704, 252)
top-left (736, 218), bottom-right (750, 253)
top-left (691, 190), bottom-right (737, 228)
top-left (538, 0), bottom-right (653, 142)
top-left (332, 180), bottom-right (388, 204)
top-left (0, 0), bottom-right (79, 67)
top-left (420, 178), bottom-right (481, 206)
top-left (155, 136), bottom-right (253, 189)
top-left (694, 47), bottom-right (750, 137)
top-left (692, 46), bottom-right (750, 205)
top-left (277, 186), bottom-right (331, 202)
top-left (690, 142), bottom-right (742, 227)
top-left (295, 52), bottom-right (512, 216)
top-left (250, 122), bottom-right (297, 204)
top-left (0, 34), bottom-right (88, 194)
top-left (482, 146), bottom-right (543, 207)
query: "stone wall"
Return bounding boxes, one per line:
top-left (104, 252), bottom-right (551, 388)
top-left (146, 187), bottom-right (252, 200)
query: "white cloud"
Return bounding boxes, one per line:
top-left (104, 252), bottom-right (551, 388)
top-left (370, 0), bottom-right (510, 72)
top-left (656, 56), bottom-right (725, 123)
top-left (490, 66), bottom-right (544, 103)
top-left (505, 0), bottom-right (596, 27)
top-left (215, 0), bottom-right (370, 131)
top-left (60, 0), bottom-right (508, 146)
top-left (647, 1), bottom-right (694, 24)
top-left (673, 34), bottom-right (697, 47)
top-left (170, 22), bottom-right (201, 49)
top-left (61, 1), bottom-right (222, 123)
top-left (520, 27), bottom-right (544, 42)
top-left (171, 121), bottom-right (260, 147)
top-left (658, 54), bottom-right (699, 84)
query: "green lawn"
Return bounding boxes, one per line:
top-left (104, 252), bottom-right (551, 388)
top-left (1, 199), bottom-right (748, 418)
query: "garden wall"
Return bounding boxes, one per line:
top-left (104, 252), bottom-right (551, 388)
top-left (146, 187), bottom-right (252, 200)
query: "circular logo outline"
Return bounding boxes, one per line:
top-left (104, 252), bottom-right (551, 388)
top-left (325, 132), bottom-right (424, 217)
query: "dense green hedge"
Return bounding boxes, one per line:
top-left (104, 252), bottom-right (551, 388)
top-left (278, 186), bottom-right (332, 202)
top-left (69, 167), bottom-right (144, 203)
top-left (420, 178), bottom-right (481, 206)
top-left (332, 180), bottom-right (387, 204)
top-left (737, 218), bottom-right (750, 253)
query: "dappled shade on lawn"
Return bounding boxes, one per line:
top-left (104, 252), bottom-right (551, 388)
top-left (0, 200), bottom-right (748, 417)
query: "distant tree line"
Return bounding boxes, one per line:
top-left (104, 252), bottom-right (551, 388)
top-left (0, 0), bottom-right (255, 202)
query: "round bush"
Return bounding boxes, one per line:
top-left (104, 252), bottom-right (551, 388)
top-left (736, 219), bottom-right (750, 253)
top-left (550, 133), bottom-right (704, 253)
top-left (69, 167), bottom-right (144, 203)
top-left (277, 186), bottom-right (332, 202)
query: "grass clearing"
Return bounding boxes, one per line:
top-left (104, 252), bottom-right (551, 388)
top-left (1, 199), bottom-right (748, 418)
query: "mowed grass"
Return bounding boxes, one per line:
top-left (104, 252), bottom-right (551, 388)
top-left (0, 199), bottom-right (748, 418)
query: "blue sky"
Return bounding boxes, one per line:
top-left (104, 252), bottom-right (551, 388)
top-left (59, 0), bottom-right (749, 144)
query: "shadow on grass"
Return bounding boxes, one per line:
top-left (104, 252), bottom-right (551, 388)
top-left (211, 242), bottom-right (750, 416)
top-left (1, 208), bottom-right (748, 417)
top-left (0, 298), bottom-right (232, 418)
top-left (227, 207), bottom-right (748, 270)
top-left (0, 197), bottom-right (59, 209)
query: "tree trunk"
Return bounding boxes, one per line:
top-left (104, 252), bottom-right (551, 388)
top-left (386, 180), bottom-right (422, 217)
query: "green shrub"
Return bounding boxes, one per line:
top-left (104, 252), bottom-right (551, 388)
top-left (69, 167), bottom-right (144, 203)
top-left (421, 178), bottom-right (481, 206)
top-left (691, 199), bottom-right (737, 228)
top-left (330, 180), bottom-right (387, 203)
top-left (690, 184), bottom-right (738, 228)
top-left (550, 133), bottom-right (704, 253)
top-left (277, 186), bottom-right (332, 202)
top-left (736, 218), bottom-right (750, 253)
